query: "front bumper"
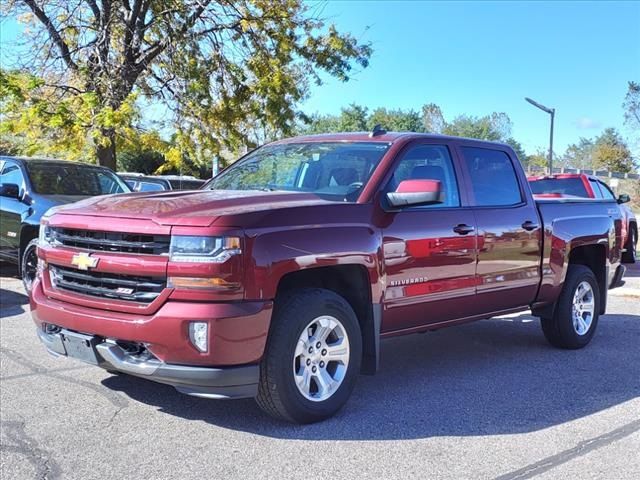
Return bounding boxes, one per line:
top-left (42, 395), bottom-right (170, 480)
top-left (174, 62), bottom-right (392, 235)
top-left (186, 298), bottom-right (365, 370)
top-left (37, 328), bottom-right (259, 398)
top-left (31, 277), bottom-right (272, 399)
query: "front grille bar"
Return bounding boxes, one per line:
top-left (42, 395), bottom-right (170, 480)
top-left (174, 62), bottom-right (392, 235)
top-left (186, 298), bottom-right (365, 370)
top-left (49, 227), bottom-right (170, 255)
top-left (50, 265), bottom-right (165, 303)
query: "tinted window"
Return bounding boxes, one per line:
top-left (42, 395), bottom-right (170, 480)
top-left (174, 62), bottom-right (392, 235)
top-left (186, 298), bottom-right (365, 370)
top-left (588, 179), bottom-right (603, 199)
top-left (387, 144), bottom-right (460, 208)
top-left (26, 163), bottom-right (129, 195)
top-left (137, 181), bottom-right (166, 192)
top-left (462, 147), bottom-right (521, 206)
top-left (168, 179), bottom-right (205, 190)
top-left (598, 181), bottom-right (615, 200)
top-left (207, 142), bottom-right (390, 202)
top-left (0, 162), bottom-right (25, 189)
top-left (528, 178), bottom-right (589, 197)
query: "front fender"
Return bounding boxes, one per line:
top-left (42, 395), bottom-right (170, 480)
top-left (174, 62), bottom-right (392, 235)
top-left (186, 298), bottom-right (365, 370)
top-left (243, 224), bottom-right (383, 302)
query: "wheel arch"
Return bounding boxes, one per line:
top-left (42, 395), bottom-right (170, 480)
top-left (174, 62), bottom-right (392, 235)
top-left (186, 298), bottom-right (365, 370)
top-left (274, 265), bottom-right (381, 375)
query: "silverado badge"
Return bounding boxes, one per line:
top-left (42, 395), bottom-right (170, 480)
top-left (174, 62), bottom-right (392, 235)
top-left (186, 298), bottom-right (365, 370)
top-left (71, 252), bottom-right (99, 271)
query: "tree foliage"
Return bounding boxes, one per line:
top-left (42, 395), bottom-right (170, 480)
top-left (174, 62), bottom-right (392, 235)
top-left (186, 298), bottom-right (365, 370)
top-left (592, 128), bottom-right (635, 173)
top-left (1, 0), bottom-right (371, 169)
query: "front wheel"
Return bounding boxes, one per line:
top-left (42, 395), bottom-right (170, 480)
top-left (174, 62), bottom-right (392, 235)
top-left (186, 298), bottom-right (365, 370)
top-left (256, 288), bottom-right (362, 423)
top-left (541, 264), bottom-right (600, 349)
top-left (21, 238), bottom-right (39, 294)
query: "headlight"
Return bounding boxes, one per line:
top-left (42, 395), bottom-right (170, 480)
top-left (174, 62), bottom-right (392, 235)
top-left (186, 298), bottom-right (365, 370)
top-left (39, 224), bottom-right (54, 247)
top-left (169, 236), bottom-right (241, 263)
top-left (39, 206), bottom-right (64, 247)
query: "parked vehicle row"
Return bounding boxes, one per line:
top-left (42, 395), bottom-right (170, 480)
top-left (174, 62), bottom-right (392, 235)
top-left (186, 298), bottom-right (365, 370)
top-left (0, 157), bottom-right (208, 290)
top-left (25, 132), bottom-right (631, 424)
top-left (118, 173), bottom-right (206, 192)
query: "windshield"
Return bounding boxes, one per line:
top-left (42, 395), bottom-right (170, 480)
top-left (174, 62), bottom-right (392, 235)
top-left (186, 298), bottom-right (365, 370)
top-left (26, 162), bottom-right (130, 195)
top-left (529, 178), bottom-right (588, 197)
top-left (205, 142), bottom-right (390, 201)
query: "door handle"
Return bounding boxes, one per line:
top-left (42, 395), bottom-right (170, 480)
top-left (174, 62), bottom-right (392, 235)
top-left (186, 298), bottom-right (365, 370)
top-left (453, 224), bottom-right (475, 235)
top-left (521, 221), bottom-right (539, 231)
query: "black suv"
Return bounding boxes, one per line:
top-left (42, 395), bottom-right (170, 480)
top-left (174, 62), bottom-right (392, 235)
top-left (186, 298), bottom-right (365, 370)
top-left (0, 157), bottom-right (130, 291)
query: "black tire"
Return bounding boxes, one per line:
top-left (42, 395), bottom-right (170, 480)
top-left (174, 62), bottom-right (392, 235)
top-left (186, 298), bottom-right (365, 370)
top-left (541, 265), bottom-right (600, 349)
top-left (622, 227), bottom-right (637, 264)
top-left (256, 288), bottom-right (362, 423)
top-left (21, 238), bottom-right (39, 294)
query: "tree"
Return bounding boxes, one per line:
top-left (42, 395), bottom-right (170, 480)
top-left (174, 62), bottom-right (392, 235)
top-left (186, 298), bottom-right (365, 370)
top-left (560, 138), bottom-right (595, 170)
top-left (623, 81), bottom-right (640, 134)
top-left (421, 103), bottom-right (445, 134)
top-left (367, 107), bottom-right (423, 132)
top-left (301, 103), bottom-right (368, 134)
top-left (2, 1), bottom-right (371, 169)
top-left (505, 138), bottom-right (526, 162)
top-left (592, 128), bottom-right (635, 173)
top-left (526, 149), bottom-right (550, 170)
top-left (442, 112), bottom-right (512, 141)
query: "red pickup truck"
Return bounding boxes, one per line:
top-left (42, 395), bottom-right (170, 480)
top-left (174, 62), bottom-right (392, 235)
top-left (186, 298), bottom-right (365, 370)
top-left (31, 132), bottom-right (626, 423)
top-left (528, 173), bottom-right (637, 263)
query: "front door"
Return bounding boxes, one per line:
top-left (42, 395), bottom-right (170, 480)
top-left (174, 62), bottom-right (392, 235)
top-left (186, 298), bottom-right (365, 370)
top-left (0, 161), bottom-right (28, 260)
top-left (381, 142), bottom-right (478, 333)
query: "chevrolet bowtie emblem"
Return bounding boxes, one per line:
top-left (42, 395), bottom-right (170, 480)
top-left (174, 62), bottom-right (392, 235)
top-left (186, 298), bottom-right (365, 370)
top-left (71, 252), bottom-right (99, 271)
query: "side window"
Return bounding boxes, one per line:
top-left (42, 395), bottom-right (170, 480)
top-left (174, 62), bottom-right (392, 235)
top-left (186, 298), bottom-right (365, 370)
top-left (461, 147), bottom-right (522, 206)
top-left (588, 179), bottom-right (603, 199)
top-left (598, 181), bottom-right (615, 200)
top-left (0, 162), bottom-right (25, 190)
top-left (387, 144), bottom-right (460, 208)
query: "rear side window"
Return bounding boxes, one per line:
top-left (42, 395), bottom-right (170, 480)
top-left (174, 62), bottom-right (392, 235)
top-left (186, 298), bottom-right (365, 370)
top-left (461, 147), bottom-right (522, 206)
top-left (386, 144), bottom-right (460, 208)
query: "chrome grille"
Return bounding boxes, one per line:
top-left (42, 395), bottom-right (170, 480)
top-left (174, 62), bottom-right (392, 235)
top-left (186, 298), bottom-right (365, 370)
top-left (50, 227), bottom-right (170, 255)
top-left (50, 265), bottom-right (165, 303)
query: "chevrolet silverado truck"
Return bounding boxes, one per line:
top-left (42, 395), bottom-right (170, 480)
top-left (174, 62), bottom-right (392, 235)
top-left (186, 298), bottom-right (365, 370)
top-left (31, 132), bottom-right (626, 423)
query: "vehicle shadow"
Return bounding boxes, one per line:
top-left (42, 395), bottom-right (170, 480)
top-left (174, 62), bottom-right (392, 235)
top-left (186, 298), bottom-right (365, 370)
top-left (102, 312), bottom-right (640, 440)
top-left (0, 264), bottom-right (28, 318)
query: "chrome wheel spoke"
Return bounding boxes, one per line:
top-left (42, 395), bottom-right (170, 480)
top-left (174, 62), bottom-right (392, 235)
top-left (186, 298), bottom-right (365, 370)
top-left (292, 315), bottom-right (350, 402)
top-left (572, 281), bottom-right (594, 336)
top-left (325, 341), bottom-right (349, 364)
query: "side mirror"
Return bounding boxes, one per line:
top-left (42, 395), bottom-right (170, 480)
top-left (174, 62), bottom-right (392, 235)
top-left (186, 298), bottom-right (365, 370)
top-left (0, 183), bottom-right (20, 199)
top-left (386, 179), bottom-right (443, 208)
top-left (617, 193), bottom-right (630, 204)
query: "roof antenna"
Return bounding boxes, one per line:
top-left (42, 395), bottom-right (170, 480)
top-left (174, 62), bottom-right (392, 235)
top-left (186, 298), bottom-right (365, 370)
top-left (369, 124), bottom-right (387, 137)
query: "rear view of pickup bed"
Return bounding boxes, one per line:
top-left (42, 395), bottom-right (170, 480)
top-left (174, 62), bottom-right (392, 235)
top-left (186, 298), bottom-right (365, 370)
top-left (30, 131), bottom-right (625, 423)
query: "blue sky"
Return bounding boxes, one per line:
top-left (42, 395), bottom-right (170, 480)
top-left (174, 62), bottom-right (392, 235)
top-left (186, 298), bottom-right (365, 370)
top-left (302, 0), bottom-right (640, 154)
top-left (1, 1), bottom-right (639, 155)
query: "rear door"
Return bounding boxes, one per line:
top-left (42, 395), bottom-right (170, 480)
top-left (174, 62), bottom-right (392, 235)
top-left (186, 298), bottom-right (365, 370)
top-left (381, 141), bottom-right (478, 332)
top-left (457, 145), bottom-right (542, 312)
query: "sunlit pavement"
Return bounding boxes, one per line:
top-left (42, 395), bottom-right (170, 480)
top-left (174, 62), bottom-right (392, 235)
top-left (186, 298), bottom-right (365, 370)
top-left (1, 262), bottom-right (639, 480)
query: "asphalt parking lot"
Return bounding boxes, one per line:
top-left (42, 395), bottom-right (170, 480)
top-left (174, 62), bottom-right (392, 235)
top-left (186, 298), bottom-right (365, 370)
top-left (1, 262), bottom-right (639, 480)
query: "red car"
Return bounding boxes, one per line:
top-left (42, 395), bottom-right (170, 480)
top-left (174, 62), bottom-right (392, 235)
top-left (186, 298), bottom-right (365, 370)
top-left (529, 173), bottom-right (637, 263)
top-left (31, 133), bottom-right (627, 423)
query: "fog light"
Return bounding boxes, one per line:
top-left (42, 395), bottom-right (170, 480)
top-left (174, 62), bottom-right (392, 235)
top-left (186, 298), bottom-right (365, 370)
top-left (189, 322), bottom-right (208, 353)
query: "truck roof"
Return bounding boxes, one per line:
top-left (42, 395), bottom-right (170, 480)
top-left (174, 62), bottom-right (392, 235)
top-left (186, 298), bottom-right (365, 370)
top-left (270, 132), bottom-right (515, 149)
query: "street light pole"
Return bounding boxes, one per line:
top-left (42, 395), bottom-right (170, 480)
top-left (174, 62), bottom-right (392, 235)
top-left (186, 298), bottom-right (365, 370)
top-left (525, 97), bottom-right (555, 174)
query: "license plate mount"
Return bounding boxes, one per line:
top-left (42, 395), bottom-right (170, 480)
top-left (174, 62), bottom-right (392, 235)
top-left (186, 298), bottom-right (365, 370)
top-left (61, 331), bottom-right (100, 365)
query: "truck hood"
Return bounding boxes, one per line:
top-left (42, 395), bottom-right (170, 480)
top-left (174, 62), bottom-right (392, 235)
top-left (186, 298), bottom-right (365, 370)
top-left (51, 189), bottom-right (335, 227)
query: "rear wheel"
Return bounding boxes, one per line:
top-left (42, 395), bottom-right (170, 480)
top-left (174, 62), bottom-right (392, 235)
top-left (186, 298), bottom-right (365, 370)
top-left (541, 264), bottom-right (600, 349)
top-left (21, 238), bottom-right (39, 294)
top-left (622, 227), bottom-right (637, 263)
top-left (256, 288), bottom-right (362, 423)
